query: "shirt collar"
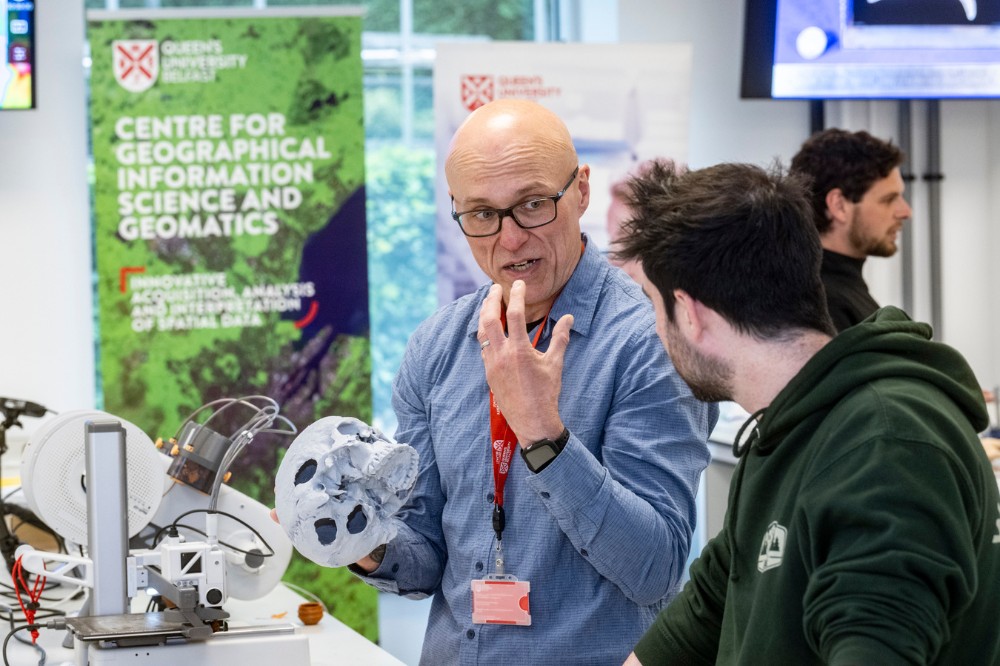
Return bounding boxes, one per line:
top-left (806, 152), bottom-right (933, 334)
top-left (466, 233), bottom-right (606, 340)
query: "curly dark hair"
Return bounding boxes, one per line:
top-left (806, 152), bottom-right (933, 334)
top-left (789, 128), bottom-right (904, 235)
top-left (614, 159), bottom-right (835, 340)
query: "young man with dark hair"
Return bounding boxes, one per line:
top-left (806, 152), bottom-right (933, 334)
top-left (616, 159), bottom-right (1000, 665)
top-left (790, 128), bottom-right (912, 331)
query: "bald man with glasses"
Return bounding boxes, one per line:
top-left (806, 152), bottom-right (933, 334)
top-left (347, 99), bottom-right (717, 665)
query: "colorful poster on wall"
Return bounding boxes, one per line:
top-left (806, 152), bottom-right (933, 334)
top-left (86, 8), bottom-right (375, 638)
top-left (433, 42), bottom-right (693, 304)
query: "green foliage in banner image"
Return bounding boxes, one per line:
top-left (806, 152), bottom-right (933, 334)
top-left (87, 14), bottom-right (376, 639)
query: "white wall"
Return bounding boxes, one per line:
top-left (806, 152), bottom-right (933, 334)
top-left (619, 0), bottom-right (1000, 394)
top-left (619, 0), bottom-right (810, 166)
top-left (0, 3), bottom-right (93, 446)
top-left (938, 101), bottom-right (1000, 392)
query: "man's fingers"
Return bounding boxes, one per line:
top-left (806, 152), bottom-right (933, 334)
top-left (504, 280), bottom-right (529, 342)
top-left (478, 283), bottom-right (505, 347)
top-left (546, 313), bottom-right (574, 367)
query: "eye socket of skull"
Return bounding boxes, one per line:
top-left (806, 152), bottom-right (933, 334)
top-left (294, 459), bottom-right (318, 485)
top-left (347, 505), bottom-right (368, 535)
top-left (336, 418), bottom-right (366, 438)
top-left (315, 517), bottom-right (338, 545)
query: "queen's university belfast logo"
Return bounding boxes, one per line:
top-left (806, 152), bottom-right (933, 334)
top-left (113, 40), bottom-right (159, 93)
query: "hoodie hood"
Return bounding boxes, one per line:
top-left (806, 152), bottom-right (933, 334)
top-left (754, 306), bottom-right (988, 453)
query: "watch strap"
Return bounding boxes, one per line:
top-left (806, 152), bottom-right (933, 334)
top-left (550, 428), bottom-right (570, 450)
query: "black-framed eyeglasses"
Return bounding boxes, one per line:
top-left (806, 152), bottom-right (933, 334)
top-left (451, 167), bottom-right (580, 238)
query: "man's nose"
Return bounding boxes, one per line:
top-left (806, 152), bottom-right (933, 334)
top-left (898, 197), bottom-right (912, 220)
top-left (497, 212), bottom-right (529, 247)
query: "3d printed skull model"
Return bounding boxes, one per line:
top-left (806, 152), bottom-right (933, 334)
top-left (274, 416), bottom-right (419, 568)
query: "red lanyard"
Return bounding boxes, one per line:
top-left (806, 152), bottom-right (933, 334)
top-left (488, 309), bottom-right (549, 541)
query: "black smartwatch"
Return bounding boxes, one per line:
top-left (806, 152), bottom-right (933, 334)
top-left (520, 428), bottom-right (570, 473)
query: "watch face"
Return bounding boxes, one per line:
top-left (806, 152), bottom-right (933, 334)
top-left (524, 443), bottom-right (557, 470)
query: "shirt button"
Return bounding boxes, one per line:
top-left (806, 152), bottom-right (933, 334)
top-left (580, 549), bottom-right (589, 557)
top-left (466, 629), bottom-right (475, 639)
top-left (540, 491), bottom-right (550, 499)
top-left (487, 492), bottom-right (495, 503)
top-left (391, 563), bottom-right (399, 573)
top-left (475, 561), bottom-right (483, 571)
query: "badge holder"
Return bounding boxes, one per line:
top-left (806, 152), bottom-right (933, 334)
top-left (471, 538), bottom-right (531, 626)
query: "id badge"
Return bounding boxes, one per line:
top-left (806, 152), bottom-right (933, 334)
top-left (471, 574), bottom-right (531, 626)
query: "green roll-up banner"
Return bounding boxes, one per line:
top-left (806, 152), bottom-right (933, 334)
top-left (87, 8), bottom-right (376, 639)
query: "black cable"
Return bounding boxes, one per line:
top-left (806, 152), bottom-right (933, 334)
top-left (0, 605), bottom-right (65, 664)
top-left (0, 565), bottom-right (75, 601)
top-left (0, 580), bottom-right (67, 665)
top-left (2, 623), bottom-right (35, 666)
top-left (157, 523), bottom-right (273, 558)
top-left (0, 608), bottom-right (64, 625)
top-left (0, 582), bottom-right (78, 602)
top-left (150, 509), bottom-right (275, 558)
top-left (11, 628), bottom-right (45, 666)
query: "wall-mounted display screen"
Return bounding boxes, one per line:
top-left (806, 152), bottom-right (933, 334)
top-left (742, 0), bottom-right (1000, 99)
top-left (1, 0), bottom-right (34, 110)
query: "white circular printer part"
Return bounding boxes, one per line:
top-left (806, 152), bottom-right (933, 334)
top-left (20, 409), bottom-right (165, 547)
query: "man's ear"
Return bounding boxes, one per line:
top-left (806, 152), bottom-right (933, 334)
top-left (576, 164), bottom-right (591, 214)
top-left (825, 188), bottom-right (851, 227)
top-left (673, 289), bottom-right (703, 339)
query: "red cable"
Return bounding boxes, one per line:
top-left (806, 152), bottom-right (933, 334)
top-left (11, 555), bottom-right (46, 643)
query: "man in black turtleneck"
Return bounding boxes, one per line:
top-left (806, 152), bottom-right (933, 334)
top-left (790, 128), bottom-right (912, 331)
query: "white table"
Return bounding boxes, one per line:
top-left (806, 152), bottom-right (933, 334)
top-left (6, 583), bottom-right (405, 666)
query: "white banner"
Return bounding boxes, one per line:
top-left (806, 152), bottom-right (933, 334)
top-left (433, 42), bottom-right (693, 304)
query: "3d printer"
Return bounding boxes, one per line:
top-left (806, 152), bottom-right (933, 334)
top-left (13, 397), bottom-right (311, 665)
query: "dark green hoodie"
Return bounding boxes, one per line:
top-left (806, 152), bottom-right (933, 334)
top-left (636, 307), bottom-right (1000, 665)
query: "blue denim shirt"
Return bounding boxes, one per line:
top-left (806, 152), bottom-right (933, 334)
top-left (359, 238), bottom-right (716, 665)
